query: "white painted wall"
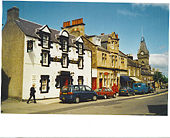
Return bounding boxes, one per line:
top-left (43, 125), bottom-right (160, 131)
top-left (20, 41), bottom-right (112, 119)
top-left (22, 34), bottom-right (91, 100)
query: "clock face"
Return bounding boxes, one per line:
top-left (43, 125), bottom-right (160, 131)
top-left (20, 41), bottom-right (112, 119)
top-left (141, 51), bottom-right (144, 55)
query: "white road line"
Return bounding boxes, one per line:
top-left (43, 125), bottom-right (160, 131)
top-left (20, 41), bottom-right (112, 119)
top-left (137, 92), bottom-right (168, 100)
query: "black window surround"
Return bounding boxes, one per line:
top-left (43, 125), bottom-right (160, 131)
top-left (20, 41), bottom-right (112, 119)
top-left (40, 75), bottom-right (50, 93)
top-left (41, 50), bottom-right (50, 67)
top-left (76, 41), bottom-right (84, 55)
top-left (78, 76), bottom-right (84, 85)
top-left (60, 36), bottom-right (69, 52)
top-left (38, 31), bottom-right (51, 49)
top-left (78, 56), bottom-right (84, 69)
top-left (27, 40), bottom-right (34, 52)
top-left (61, 53), bottom-right (69, 68)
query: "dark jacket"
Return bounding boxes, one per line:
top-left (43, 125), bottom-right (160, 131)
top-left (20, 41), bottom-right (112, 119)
top-left (30, 87), bottom-right (36, 95)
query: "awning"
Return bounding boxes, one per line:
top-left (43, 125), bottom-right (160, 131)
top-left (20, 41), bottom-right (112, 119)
top-left (130, 77), bottom-right (142, 82)
top-left (120, 76), bottom-right (132, 82)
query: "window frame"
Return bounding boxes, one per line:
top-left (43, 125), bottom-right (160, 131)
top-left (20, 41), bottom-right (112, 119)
top-left (41, 50), bottom-right (50, 67)
top-left (78, 56), bottom-right (84, 69)
top-left (61, 53), bottom-right (69, 68)
top-left (40, 75), bottom-right (50, 93)
top-left (78, 76), bottom-right (84, 85)
top-left (42, 33), bottom-right (50, 49)
top-left (27, 40), bottom-right (33, 52)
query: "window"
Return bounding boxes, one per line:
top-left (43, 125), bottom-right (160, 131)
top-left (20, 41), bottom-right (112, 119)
top-left (121, 57), bottom-right (124, 63)
top-left (79, 85), bottom-right (85, 91)
top-left (102, 53), bottom-right (107, 65)
top-left (78, 76), bottom-right (84, 85)
top-left (78, 56), bottom-right (83, 69)
top-left (63, 39), bottom-right (68, 52)
top-left (112, 55), bottom-right (114, 66)
top-left (73, 86), bottom-right (80, 91)
top-left (27, 40), bottom-right (33, 52)
top-left (42, 34), bottom-right (49, 48)
top-left (104, 77), bottom-right (106, 87)
top-left (62, 54), bottom-right (68, 68)
top-left (79, 43), bottom-right (83, 55)
top-left (40, 75), bottom-right (49, 93)
top-left (41, 50), bottom-right (50, 67)
top-left (85, 86), bottom-right (92, 91)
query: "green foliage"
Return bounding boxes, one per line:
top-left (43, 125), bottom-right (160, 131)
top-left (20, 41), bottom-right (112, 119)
top-left (153, 71), bottom-right (168, 83)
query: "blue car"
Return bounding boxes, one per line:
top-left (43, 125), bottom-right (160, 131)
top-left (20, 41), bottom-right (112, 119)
top-left (60, 85), bottom-right (98, 103)
top-left (133, 83), bottom-right (149, 94)
top-left (119, 87), bottom-right (135, 96)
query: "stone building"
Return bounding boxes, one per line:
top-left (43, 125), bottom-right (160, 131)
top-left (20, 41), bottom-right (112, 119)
top-left (2, 7), bottom-right (92, 100)
top-left (137, 36), bottom-right (153, 84)
top-left (62, 18), bottom-right (126, 90)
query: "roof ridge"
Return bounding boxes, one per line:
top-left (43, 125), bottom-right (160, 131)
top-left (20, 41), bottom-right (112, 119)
top-left (19, 18), bottom-right (60, 32)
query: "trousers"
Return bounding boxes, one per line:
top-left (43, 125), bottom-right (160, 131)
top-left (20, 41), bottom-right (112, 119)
top-left (27, 94), bottom-right (36, 103)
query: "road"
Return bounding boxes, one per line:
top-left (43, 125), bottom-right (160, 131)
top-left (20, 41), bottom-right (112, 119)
top-left (32, 90), bottom-right (168, 115)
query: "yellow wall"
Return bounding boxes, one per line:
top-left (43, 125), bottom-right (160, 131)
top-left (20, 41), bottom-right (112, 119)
top-left (2, 21), bottom-right (25, 99)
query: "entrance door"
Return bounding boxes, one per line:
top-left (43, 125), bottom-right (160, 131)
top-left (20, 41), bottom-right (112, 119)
top-left (92, 78), bottom-right (97, 90)
top-left (99, 79), bottom-right (103, 88)
top-left (60, 71), bottom-right (72, 89)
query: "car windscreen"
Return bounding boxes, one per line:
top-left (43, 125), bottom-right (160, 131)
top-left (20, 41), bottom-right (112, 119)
top-left (62, 86), bottom-right (71, 92)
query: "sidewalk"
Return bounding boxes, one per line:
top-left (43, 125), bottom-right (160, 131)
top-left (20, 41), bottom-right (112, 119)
top-left (1, 88), bottom-right (168, 114)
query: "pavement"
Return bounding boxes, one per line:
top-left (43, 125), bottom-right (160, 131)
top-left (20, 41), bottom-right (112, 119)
top-left (1, 88), bottom-right (168, 114)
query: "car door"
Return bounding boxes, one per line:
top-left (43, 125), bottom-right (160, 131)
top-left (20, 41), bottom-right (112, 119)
top-left (85, 85), bottom-right (94, 99)
top-left (79, 85), bottom-right (86, 100)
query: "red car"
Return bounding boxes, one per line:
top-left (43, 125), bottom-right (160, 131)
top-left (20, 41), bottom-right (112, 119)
top-left (94, 87), bottom-right (117, 99)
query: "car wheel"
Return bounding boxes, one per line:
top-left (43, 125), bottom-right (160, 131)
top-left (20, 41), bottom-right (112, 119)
top-left (75, 97), bottom-right (80, 103)
top-left (104, 95), bottom-right (107, 99)
top-left (113, 93), bottom-right (116, 98)
top-left (92, 95), bottom-right (97, 101)
top-left (116, 93), bottom-right (119, 97)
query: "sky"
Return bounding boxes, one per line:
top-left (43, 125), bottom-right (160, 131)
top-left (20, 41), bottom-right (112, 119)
top-left (2, 1), bottom-right (169, 76)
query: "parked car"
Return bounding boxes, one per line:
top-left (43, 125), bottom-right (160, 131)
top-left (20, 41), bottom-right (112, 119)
top-left (133, 83), bottom-right (149, 94)
top-left (60, 85), bottom-right (98, 103)
top-left (94, 87), bottom-right (117, 99)
top-left (119, 87), bottom-right (135, 96)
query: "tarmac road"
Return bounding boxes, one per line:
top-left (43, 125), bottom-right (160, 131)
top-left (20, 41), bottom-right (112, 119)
top-left (1, 89), bottom-right (168, 115)
top-left (32, 90), bottom-right (168, 115)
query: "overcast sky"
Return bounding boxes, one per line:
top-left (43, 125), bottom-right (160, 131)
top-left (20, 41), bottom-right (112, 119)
top-left (2, 1), bottom-right (169, 76)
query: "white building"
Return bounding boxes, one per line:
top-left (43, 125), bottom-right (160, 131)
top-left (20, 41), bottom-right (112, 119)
top-left (2, 7), bottom-right (92, 100)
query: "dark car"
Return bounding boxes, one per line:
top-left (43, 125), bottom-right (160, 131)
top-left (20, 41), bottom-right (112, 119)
top-left (119, 87), bottom-right (135, 96)
top-left (95, 87), bottom-right (117, 99)
top-left (60, 85), bottom-right (98, 103)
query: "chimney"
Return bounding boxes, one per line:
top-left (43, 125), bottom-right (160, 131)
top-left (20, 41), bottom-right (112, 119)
top-left (7, 6), bottom-right (19, 22)
top-left (63, 21), bottom-right (70, 28)
top-left (116, 34), bottom-right (118, 39)
top-left (101, 33), bottom-right (104, 35)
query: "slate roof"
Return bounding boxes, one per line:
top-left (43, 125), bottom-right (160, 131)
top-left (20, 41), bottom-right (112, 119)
top-left (14, 18), bottom-right (90, 51)
top-left (98, 34), bottom-right (109, 42)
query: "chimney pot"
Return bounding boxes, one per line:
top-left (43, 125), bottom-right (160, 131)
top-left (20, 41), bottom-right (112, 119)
top-left (101, 33), bottom-right (104, 35)
top-left (7, 6), bottom-right (19, 22)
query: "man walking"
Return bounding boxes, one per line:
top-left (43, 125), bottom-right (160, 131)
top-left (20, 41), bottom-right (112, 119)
top-left (27, 84), bottom-right (36, 104)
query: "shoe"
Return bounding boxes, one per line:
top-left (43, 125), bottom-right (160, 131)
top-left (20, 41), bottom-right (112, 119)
top-left (27, 102), bottom-right (29, 104)
top-left (34, 102), bottom-right (37, 103)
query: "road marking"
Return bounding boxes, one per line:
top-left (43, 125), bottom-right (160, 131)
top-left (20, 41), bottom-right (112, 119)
top-left (137, 92), bottom-right (168, 100)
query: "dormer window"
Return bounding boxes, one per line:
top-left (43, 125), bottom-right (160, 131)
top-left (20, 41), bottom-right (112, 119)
top-left (63, 39), bottom-right (68, 52)
top-left (78, 43), bottom-right (83, 55)
top-left (76, 37), bottom-right (84, 55)
top-left (42, 34), bottom-right (49, 48)
top-left (60, 30), bottom-right (69, 52)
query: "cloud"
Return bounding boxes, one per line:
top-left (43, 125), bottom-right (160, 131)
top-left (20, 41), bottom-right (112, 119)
top-left (132, 52), bottom-right (168, 76)
top-left (149, 53), bottom-right (169, 76)
top-left (117, 9), bottom-right (141, 17)
top-left (132, 3), bottom-right (169, 11)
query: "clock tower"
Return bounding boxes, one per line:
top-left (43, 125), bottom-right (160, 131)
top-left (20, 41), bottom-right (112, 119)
top-left (137, 36), bottom-right (150, 69)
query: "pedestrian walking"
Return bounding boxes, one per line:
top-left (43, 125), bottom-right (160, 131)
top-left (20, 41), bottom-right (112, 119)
top-left (27, 84), bottom-right (36, 104)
